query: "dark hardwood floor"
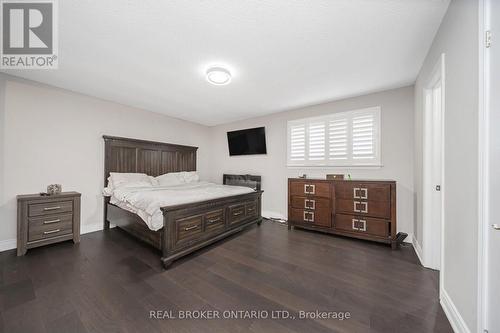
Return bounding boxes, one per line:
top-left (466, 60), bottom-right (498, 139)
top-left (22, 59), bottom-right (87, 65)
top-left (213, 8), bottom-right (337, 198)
top-left (0, 220), bottom-right (452, 333)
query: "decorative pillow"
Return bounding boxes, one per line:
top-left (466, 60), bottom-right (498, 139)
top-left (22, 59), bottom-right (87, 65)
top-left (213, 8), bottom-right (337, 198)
top-left (155, 172), bottom-right (185, 186)
top-left (182, 171), bottom-right (200, 183)
top-left (108, 172), bottom-right (154, 189)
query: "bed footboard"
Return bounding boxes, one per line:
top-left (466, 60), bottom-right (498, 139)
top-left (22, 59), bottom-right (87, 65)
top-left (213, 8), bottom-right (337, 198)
top-left (160, 191), bottom-right (263, 269)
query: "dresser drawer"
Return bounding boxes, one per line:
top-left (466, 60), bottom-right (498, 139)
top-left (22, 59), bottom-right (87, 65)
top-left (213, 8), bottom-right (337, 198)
top-left (290, 196), bottom-right (331, 211)
top-left (175, 214), bottom-right (203, 245)
top-left (204, 209), bottom-right (225, 232)
top-left (289, 208), bottom-right (331, 227)
top-left (335, 182), bottom-right (390, 201)
top-left (336, 198), bottom-right (391, 219)
top-left (335, 214), bottom-right (390, 238)
top-left (28, 200), bottom-right (73, 217)
top-left (245, 201), bottom-right (258, 217)
top-left (289, 181), bottom-right (331, 198)
top-left (28, 213), bottom-right (73, 242)
top-left (228, 203), bottom-right (246, 225)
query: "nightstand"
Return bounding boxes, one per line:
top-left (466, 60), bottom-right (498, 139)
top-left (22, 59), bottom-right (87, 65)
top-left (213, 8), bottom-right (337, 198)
top-left (17, 192), bottom-right (81, 256)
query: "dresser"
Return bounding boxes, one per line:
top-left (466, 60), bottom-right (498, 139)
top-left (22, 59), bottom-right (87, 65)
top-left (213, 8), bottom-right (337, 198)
top-left (288, 178), bottom-right (397, 248)
top-left (17, 192), bottom-right (81, 256)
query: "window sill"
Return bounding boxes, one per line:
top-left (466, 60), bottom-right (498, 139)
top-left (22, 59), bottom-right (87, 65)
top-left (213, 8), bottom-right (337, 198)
top-left (287, 164), bottom-right (383, 170)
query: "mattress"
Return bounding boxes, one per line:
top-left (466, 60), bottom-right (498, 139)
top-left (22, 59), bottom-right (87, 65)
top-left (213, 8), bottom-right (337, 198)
top-left (105, 181), bottom-right (255, 231)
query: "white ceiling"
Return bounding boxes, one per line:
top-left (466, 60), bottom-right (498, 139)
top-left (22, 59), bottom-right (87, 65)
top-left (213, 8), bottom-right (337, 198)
top-left (2, 0), bottom-right (449, 126)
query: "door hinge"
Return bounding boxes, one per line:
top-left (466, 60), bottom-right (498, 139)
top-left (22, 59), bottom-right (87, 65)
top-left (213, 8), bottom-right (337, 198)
top-left (486, 30), bottom-right (492, 48)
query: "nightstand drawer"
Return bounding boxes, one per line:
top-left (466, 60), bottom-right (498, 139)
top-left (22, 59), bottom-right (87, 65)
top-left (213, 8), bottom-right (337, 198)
top-left (28, 214), bottom-right (73, 242)
top-left (29, 200), bottom-right (73, 217)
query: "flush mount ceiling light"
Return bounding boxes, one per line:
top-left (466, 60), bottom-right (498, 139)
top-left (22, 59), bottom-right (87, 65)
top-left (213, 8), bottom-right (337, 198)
top-left (206, 66), bottom-right (232, 85)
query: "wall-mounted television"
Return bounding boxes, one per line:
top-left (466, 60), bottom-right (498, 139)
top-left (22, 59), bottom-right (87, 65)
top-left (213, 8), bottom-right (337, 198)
top-left (227, 127), bottom-right (267, 156)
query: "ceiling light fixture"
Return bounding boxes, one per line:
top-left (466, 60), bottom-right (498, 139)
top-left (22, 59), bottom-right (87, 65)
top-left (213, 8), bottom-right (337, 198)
top-left (206, 66), bottom-right (232, 85)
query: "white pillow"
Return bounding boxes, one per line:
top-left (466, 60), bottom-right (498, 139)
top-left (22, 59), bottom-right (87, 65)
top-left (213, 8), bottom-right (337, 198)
top-left (182, 171), bottom-right (200, 183)
top-left (155, 172), bottom-right (185, 186)
top-left (108, 172), bottom-right (154, 189)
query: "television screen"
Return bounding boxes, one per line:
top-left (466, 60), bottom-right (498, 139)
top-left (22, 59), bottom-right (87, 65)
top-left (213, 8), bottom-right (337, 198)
top-left (227, 127), bottom-right (267, 156)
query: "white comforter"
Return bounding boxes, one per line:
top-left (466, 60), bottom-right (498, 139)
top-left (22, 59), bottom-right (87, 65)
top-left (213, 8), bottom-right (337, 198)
top-left (107, 181), bottom-right (255, 231)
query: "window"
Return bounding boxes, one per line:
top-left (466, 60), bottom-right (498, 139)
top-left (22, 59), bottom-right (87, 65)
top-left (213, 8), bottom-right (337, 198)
top-left (287, 107), bottom-right (381, 167)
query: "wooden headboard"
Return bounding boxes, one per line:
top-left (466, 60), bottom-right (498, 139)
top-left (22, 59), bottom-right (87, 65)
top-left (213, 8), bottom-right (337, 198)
top-left (103, 135), bottom-right (198, 186)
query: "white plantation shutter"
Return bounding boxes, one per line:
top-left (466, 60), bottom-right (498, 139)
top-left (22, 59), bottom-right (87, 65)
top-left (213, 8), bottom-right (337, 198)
top-left (307, 122), bottom-right (326, 161)
top-left (288, 123), bottom-right (306, 162)
top-left (352, 113), bottom-right (376, 160)
top-left (328, 118), bottom-right (348, 161)
top-left (287, 107), bottom-right (381, 166)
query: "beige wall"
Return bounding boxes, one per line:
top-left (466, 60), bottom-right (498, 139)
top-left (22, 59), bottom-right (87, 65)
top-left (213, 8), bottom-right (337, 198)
top-left (208, 86), bottom-right (415, 238)
top-left (414, 0), bottom-right (478, 330)
top-left (0, 75), bottom-right (212, 248)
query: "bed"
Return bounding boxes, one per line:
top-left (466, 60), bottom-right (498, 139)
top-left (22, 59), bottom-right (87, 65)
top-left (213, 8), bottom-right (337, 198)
top-left (103, 135), bottom-right (263, 269)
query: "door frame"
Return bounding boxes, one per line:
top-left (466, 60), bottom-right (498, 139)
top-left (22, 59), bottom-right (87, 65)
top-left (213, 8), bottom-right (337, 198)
top-left (477, 0), bottom-right (488, 331)
top-left (422, 53), bottom-right (446, 277)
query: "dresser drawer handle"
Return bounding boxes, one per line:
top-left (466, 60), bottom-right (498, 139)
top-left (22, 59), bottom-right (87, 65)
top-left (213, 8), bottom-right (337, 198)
top-left (247, 207), bottom-right (254, 212)
top-left (207, 218), bottom-right (221, 224)
top-left (43, 229), bottom-right (61, 235)
top-left (304, 184), bottom-right (316, 195)
top-left (184, 225), bottom-right (199, 231)
top-left (359, 188), bottom-right (368, 199)
top-left (353, 188), bottom-right (360, 199)
top-left (43, 219), bottom-right (61, 224)
top-left (354, 201), bottom-right (368, 213)
top-left (303, 211), bottom-right (315, 222)
top-left (43, 206), bottom-right (61, 211)
top-left (358, 219), bottom-right (367, 232)
top-left (233, 211), bottom-right (243, 216)
top-left (352, 219), bottom-right (359, 230)
top-left (304, 199), bottom-right (315, 210)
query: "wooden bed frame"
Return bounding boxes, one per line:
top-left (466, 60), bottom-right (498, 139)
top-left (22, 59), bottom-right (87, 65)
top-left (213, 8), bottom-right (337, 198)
top-left (103, 135), bottom-right (263, 269)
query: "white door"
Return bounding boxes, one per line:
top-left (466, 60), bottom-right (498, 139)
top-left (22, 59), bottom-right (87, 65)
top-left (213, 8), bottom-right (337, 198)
top-left (486, 1), bottom-right (500, 331)
top-left (423, 55), bottom-right (444, 271)
top-left (431, 80), bottom-right (443, 271)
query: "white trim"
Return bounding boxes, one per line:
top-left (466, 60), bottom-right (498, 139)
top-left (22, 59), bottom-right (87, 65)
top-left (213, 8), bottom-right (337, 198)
top-left (80, 223), bottom-right (116, 235)
top-left (262, 210), bottom-right (287, 221)
top-left (440, 288), bottom-right (472, 333)
top-left (0, 238), bottom-right (17, 252)
top-left (477, 0), bottom-right (488, 331)
top-left (412, 235), bottom-right (424, 266)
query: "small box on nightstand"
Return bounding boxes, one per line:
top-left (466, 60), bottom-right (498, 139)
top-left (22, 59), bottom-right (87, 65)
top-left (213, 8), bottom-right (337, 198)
top-left (17, 191), bottom-right (81, 256)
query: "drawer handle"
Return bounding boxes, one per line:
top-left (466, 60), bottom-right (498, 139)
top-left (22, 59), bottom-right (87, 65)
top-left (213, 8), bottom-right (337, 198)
top-left (304, 199), bottom-right (315, 210)
top-left (247, 207), bottom-right (254, 212)
top-left (43, 206), bottom-right (61, 211)
top-left (43, 219), bottom-right (61, 224)
top-left (303, 211), bottom-right (315, 222)
top-left (304, 184), bottom-right (316, 195)
top-left (43, 229), bottom-right (60, 235)
top-left (358, 219), bottom-right (367, 232)
top-left (352, 219), bottom-right (359, 230)
top-left (233, 211), bottom-right (243, 216)
top-left (207, 218), bottom-right (221, 224)
top-left (184, 225), bottom-right (199, 231)
top-left (354, 188), bottom-right (368, 199)
top-left (353, 201), bottom-right (368, 213)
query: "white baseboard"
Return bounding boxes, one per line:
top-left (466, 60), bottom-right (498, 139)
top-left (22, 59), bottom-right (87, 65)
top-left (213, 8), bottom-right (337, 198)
top-left (80, 222), bottom-right (115, 235)
top-left (0, 238), bottom-right (17, 252)
top-left (262, 210), bottom-right (287, 220)
top-left (440, 288), bottom-right (471, 333)
top-left (412, 235), bottom-right (424, 266)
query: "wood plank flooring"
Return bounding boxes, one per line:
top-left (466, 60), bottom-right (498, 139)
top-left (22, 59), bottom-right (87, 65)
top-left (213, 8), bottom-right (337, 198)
top-left (0, 220), bottom-right (452, 333)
